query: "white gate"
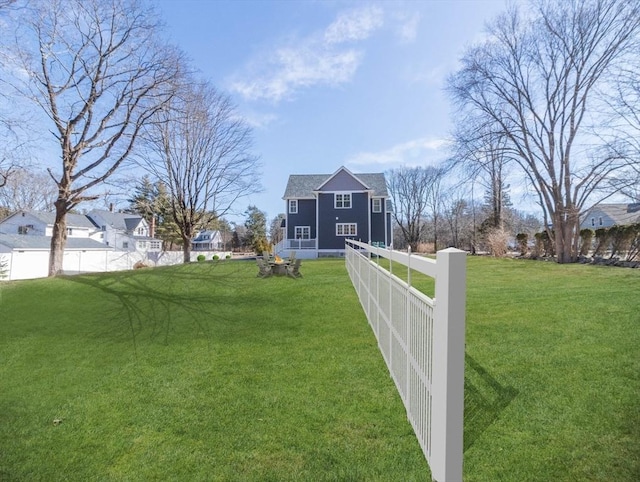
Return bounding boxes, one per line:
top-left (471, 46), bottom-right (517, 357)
top-left (345, 239), bottom-right (466, 482)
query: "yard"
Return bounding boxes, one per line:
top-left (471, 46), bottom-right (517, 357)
top-left (0, 257), bottom-right (638, 481)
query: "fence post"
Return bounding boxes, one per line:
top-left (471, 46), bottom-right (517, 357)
top-left (430, 248), bottom-right (466, 482)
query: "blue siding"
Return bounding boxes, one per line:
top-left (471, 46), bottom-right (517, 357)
top-left (317, 192), bottom-right (370, 249)
top-left (287, 199), bottom-right (316, 239)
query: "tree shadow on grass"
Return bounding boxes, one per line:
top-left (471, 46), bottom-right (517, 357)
top-left (65, 261), bottom-right (263, 356)
top-left (464, 353), bottom-right (518, 451)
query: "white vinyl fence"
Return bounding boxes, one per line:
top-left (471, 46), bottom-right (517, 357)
top-left (0, 250), bottom-right (231, 281)
top-left (345, 239), bottom-right (466, 482)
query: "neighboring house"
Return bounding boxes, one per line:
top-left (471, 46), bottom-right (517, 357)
top-left (580, 203), bottom-right (640, 230)
top-left (86, 209), bottom-right (161, 252)
top-left (0, 210), bottom-right (96, 238)
top-left (279, 166), bottom-right (392, 258)
top-left (0, 233), bottom-right (112, 280)
top-left (192, 230), bottom-right (224, 251)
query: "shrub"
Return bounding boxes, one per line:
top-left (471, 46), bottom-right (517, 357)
top-left (626, 223), bottom-right (640, 261)
top-left (197, 254), bottom-right (206, 262)
top-left (515, 233), bottom-right (528, 256)
top-left (533, 230), bottom-right (554, 257)
top-left (579, 229), bottom-right (594, 256)
top-left (225, 254), bottom-right (231, 259)
top-left (133, 261), bottom-right (148, 270)
top-left (212, 254), bottom-right (220, 260)
top-left (485, 228), bottom-right (509, 257)
top-left (593, 228), bottom-right (609, 256)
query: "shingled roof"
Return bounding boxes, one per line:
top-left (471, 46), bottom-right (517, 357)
top-left (0, 234), bottom-right (110, 251)
top-left (583, 203), bottom-right (640, 226)
top-left (12, 210), bottom-right (97, 229)
top-left (283, 170), bottom-right (388, 199)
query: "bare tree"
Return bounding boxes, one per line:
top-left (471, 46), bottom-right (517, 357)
top-left (448, 0), bottom-right (640, 263)
top-left (9, 0), bottom-right (182, 275)
top-left (269, 213), bottom-right (285, 247)
top-left (140, 80), bottom-right (261, 263)
top-left (0, 167), bottom-right (57, 212)
top-left (450, 117), bottom-right (512, 231)
top-left (387, 166), bottom-right (443, 252)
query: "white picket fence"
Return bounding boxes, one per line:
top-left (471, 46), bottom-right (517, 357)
top-left (345, 239), bottom-right (466, 482)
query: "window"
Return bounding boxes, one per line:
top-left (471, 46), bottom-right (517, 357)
top-left (122, 241), bottom-right (129, 249)
top-left (335, 193), bottom-right (351, 209)
top-left (18, 225), bottom-right (28, 235)
top-left (372, 198), bottom-right (382, 213)
top-left (66, 228), bottom-right (73, 235)
top-left (136, 227), bottom-right (145, 236)
top-left (599, 217), bottom-right (603, 226)
top-left (295, 226), bottom-right (310, 239)
top-left (336, 223), bottom-right (357, 236)
top-left (289, 199), bottom-right (298, 214)
top-left (591, 217), bottom-right (595, 227)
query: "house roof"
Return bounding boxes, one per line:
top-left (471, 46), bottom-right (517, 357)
top-left (283, 169), bottom-right (388, 199)
top-left (88, 210), bottom-right (145, 231)
top-left (583, 203), bottom-right (640, 226)
top-left (4, 210), bottom-right (96, 229)
top-left (0, 234), bottom-right (111, 251)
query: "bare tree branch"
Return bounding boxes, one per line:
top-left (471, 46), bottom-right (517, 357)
top-left (448, 0), bottom-right (640, 263)
top-left (8, 0), bottom-right (184, 275)
top-left (139, 79), bottom-right (262, 263)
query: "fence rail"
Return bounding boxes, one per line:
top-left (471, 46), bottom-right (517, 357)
top-left (345, 239), bottom-right (466, 482)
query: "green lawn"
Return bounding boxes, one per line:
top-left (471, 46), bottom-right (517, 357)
top-left (0, 257), bottom-right (638, 481)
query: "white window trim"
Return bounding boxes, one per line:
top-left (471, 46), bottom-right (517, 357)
top-left (295, 226), bottom-right (310, 239)
top-left (372, 198), bottom-right (382, 213)
top-left (289, 199), bottom-right (298, 214)
top-left (335, 193), bottom-right (352, 209)
top-left (336, 223), bottom-right (357, 236)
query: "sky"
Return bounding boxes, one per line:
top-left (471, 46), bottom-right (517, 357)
top-left (153, 0), bottom-right (510, 224)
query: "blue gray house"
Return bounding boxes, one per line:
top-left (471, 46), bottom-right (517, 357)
top-left (277, 166), bottom-right (391, 258)
top-left (580, 203), bottom-right (640, 230)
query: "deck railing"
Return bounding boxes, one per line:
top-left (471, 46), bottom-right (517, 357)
top-left (345, 239), bottom-right (466, 482)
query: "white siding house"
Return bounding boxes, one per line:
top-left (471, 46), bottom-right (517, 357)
top-left (192, 230), bottom-right (223, 251)
top-left (0, 210), bottom-right (96, 238)
top-left (86, 210), bottom-right (161, 253)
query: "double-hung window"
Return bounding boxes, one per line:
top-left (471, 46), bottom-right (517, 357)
top-left (335, 193), bottom-right (351, 209)
top-left (295, 226), bottom-right (310, 239)
top-left (336, 223), bottom-right (357, 236)
top-left (289, 199), bottom-right (298, 214)
top-left (372, 198), bottom-right (382, 213)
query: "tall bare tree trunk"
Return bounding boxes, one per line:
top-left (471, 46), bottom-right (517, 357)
top-left (49, 201), bottom-right (67, 276)
top-left (182, 236), bottom-right (192, 263)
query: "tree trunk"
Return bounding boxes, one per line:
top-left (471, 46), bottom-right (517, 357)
top-left (553, 210), bottom-right (580, 264)
top-left (48, 201), bottom-right (68, 276)
top-left (182, 237), bottom-right (191, 263)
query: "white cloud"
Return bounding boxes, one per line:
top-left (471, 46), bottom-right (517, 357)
top-left (346, 137), bottom-right (450, 171)
top-left (228, 6), bottom-right (384, 103)
top-left (324, 6), bottom-right (384, 44)
top-left (393, 11), bottom-right (420, 43)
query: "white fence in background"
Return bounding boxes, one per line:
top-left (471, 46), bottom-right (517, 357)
top-left (345, 239), bottom-right (466, 482)
top-left (0, 250), bottom-right (231, 281)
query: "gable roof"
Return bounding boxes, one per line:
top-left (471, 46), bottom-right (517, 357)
top-left (88, 210), bottom-right (145, 232)
top-left (283, 167), bottom-right (388, 199)
top-left (0, 234), bottom-right (110, 251)
top-left (2, 210), bottom-right (96, 229)
top-left (583, 203), bottom-right (640, 226)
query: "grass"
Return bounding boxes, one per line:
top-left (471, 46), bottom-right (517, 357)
top-left (0, 257), bottom-right (639, 481)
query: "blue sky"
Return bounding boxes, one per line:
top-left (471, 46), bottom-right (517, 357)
top-left (156, 0), bottom-right (508, 224)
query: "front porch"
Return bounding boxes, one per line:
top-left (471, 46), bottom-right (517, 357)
top-left (274, 238), bottom-right (318, 259)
